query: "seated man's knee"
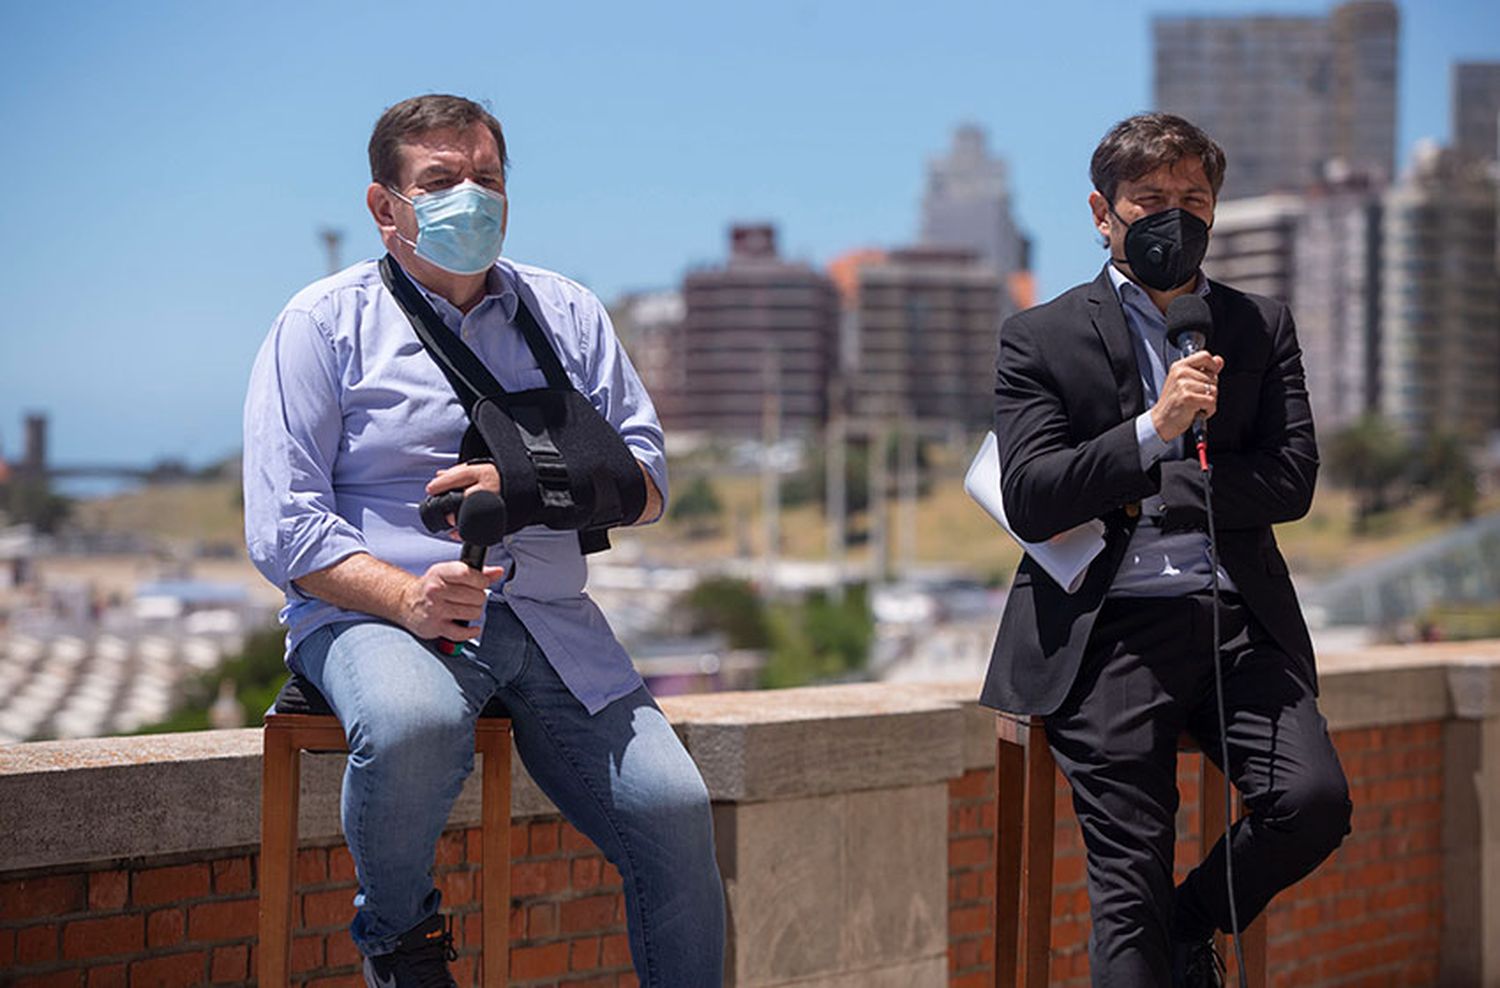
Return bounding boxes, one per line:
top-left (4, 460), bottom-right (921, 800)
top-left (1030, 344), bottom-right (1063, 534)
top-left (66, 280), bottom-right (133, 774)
top-left (350, 693), bottom-right (473, 770)
top-left (1272, 765), bottom-right (1353, 858)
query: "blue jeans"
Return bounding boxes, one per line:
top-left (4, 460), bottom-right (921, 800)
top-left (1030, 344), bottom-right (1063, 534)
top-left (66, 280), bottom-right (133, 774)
top-left (289, 600), bottom-right (725, 986)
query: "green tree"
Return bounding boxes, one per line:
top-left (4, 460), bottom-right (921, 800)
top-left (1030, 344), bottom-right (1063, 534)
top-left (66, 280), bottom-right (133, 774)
top-left (680, 576), bottom-right (770, 649)
top-left (668, 475), bottom-right (724, 537)
top-left (136, 625), bottom-right (289, 734)
top-left (760, 585), bottom-right (873, 689)
top-left (1412, 431), bottom-right (1478, 521)
top-left (1325, 415), bottom-right (1409, 532)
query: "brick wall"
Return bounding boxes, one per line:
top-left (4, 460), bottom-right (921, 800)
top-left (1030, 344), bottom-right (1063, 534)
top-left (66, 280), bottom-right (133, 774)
top-left (0, 819), bottom-right (634, 988)
top-left (945, 721), bottom-right (1447, 987)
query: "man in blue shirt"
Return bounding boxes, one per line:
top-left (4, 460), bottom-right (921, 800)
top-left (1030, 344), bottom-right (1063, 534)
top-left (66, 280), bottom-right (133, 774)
top-left (982, 114), bottom-right (1351, 987)
top-left (244, 94), bottom-right (723, 987)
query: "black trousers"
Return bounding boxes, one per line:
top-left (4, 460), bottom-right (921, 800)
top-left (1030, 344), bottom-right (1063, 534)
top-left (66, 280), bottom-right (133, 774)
top-left (1044, 594), bottom-right (1352, 987)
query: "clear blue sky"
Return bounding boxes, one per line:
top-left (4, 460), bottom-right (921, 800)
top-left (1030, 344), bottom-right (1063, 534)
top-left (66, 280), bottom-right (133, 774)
top-left (2, 0), bottom-right (1496, 470)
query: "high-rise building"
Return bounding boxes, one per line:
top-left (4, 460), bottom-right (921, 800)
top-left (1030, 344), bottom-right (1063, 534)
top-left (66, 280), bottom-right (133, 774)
top-left (1380, 145), bottom-right (1500, 441)
top-left (1203, 178), bottom-right (1384, 434)
top-left (677, 224), bottom-right (839, 438)
top-left (1202, 195), bottom-right (1304, 305)
top-left (920, 125), bottom-right (1028, 314)
top-left (1296, 180), bottom-right (1385, 432)
top-left (1453, 62), bottom-right (1500, 165)
top-left (1153, 1), bottom-right (1398, 200)
top-left (608, 290), bottom-right (686, 433)
top-left (846, 247), bottom-right (1002, 435)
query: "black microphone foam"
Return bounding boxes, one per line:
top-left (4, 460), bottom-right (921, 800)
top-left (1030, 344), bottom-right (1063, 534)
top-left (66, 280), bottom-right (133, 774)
top-left (1165, 294), bottom-right (1213, 354)
top-left (457, 490), bottom-right (508, 570)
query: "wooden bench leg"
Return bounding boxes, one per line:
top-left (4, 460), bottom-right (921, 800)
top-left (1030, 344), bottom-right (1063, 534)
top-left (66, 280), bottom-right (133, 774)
top-left (259, 727), bottom-right (300, 988)
top-left (995, 735), bottom-right (1024, 988)
top-left (1019, 719), bottom-right (1054, 988)
top-left (479, 723), bottom-right (512, 988)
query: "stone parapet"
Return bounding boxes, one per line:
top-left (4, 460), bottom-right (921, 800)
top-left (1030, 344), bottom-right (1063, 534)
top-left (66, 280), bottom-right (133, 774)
top-left (2, 640), bottom-right (1499, 986)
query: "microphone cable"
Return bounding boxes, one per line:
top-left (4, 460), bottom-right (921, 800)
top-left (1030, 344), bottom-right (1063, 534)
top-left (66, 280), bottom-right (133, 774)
top-left (1199, 445), bottom-right (1249, 987)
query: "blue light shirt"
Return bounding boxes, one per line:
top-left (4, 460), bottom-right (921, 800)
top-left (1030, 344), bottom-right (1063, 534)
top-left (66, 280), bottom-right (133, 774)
top-left (243, 258), bottom-right (667, 714)
top-left (1106, 264), bottom-right (1236, 597)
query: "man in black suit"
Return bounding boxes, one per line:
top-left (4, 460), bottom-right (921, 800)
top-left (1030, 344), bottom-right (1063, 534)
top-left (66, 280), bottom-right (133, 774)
top-left (981, 113), bottom-right (1352, 986)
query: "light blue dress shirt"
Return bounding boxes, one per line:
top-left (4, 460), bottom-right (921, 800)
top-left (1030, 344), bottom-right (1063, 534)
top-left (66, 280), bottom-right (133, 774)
top-left (243, 257), bottom-right (668, 714)
top-left (1106, 264), bottom-right (1237, 597)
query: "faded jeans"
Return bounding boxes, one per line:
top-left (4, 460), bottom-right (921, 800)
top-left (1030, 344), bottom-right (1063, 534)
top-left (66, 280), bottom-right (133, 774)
top-left (288, 599), bottom-right (726, 986)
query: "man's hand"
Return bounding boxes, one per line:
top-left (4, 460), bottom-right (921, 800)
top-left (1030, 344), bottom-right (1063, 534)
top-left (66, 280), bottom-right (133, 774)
top-left (401, 559), bottom-right (508, 641)
top-left (426, 462), bottom-right (502, 538)
top-left (1150, 351), bottom-right (1225, 443)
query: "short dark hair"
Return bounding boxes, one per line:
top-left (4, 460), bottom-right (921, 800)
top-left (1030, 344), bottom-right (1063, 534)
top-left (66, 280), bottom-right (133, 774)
top-left (1089, 113), bottom-right (1226, 203)
top-left (368, 94), bottom-right (509, 189)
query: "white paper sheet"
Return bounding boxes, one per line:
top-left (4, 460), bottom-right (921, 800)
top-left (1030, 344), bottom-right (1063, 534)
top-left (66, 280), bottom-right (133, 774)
top-left (964, 431), bottom-right (1107, 594)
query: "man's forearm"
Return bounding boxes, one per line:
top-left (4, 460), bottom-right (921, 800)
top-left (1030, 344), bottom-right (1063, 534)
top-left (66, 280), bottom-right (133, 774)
top-left (293, 552), bottom-right (417, 626)
top-left (633, 461), bottom-right (663, 525)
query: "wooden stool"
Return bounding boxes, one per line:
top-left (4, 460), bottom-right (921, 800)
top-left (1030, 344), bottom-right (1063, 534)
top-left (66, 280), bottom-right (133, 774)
top-left (993, 711), bottom-right (1267, 987)
top-left (259, 675), bottom-right (512, 987)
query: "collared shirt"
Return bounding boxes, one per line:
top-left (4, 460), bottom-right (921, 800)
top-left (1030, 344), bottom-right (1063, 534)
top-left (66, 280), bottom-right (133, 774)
top-left (1105, 264), bottom-right (1237, 597)
top-left (243, 257), bottom-right (667, 714)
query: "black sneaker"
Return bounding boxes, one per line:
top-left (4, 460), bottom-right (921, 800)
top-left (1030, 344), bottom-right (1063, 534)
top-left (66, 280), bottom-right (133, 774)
top-left (363, 913), bottom-right (458, 988)
top-left (1171, 936), bottom-right (1225, 988)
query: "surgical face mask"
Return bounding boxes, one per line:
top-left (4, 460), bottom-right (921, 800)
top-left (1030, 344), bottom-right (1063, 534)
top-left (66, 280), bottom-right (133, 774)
top-left (388, 180), bottom-right (508, 275)
top-left (1110, 205), bottom-right (1210, 292)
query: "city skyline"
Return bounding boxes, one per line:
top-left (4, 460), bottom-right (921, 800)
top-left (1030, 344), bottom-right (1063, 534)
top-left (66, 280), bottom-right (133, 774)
top-left (1, 0), bottom-right (1496, 469)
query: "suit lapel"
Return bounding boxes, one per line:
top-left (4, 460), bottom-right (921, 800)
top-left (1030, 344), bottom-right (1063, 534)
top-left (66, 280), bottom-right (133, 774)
top-left (1085, 266), bottom-right (1145, 422)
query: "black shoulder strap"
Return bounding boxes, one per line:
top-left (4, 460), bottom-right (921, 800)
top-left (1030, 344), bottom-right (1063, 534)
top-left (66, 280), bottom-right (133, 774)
top-left (511, 295), bottom-right (574, 391)
top-left (379, 254), bottom-right (504, 414)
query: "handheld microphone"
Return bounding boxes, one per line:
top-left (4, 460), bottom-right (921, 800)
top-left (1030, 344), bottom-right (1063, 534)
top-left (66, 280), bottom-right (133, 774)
top-left (1165, 295), bottom-right (1214, 471)
top-left (437, 490), bottom-right (508, 656)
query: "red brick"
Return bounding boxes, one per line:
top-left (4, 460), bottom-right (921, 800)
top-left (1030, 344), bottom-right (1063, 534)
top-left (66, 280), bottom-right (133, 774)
top-left (572, 856), bottom-right (603, 890)
top-left (435, 830), bottom-right (467, 867)
top-left (186, 897), bottom-right (258, 942)
top-left (133, 864), bottom-right (211, 907)
top-left (12, 973), bottom-right (85, 988)
top-left (326, 930), bottom-right (363, 967)
top-left (304, 975), bottom-right (365, 988)
top-left (211, 943), bottom-right (249, 982)
top-left (559, 822), bottom-right (596, 853)
top-left (451, 954), bottom-right (477, 986)
top-left (511, 941), bottom-right (570, 979)
top-left (0, 875), bottom-right (87, 921)
top-left (440, 869), bottom-right (474, 907)
top-left (146, 908), bottom-right (184, 949)
top-left (511, 858), bottom-right (570, 897)
top-left (328, 845), bottom-right (359, 883)
top-left (88, 871), bottom-right (129, 912)
top-left (298, 847), bottom-right (328, 885)
top-left (62, 914), bottom-right (143, 960)
top-left (212, 857), bottom-right (253, 895)
top-left (530, 820), bottom-right (560, 856)
top-left (292, 933), bottom-right (324, 973)
top-left (302, 887), bottom-right (357, 929)
top-left (17, 923), bottom-right (59, 964)
top-left (950, 904), bottom-right (988, 937)
top-left (87, 964), bottom-right (126, 988)
top-left (0, 927), bottom-right (13, 967)
top-left (560, 895), bottom-right (618, 935)
top-left (527, 902), bottom-right (558, 939)
top-left (950, 768), bottom-right (992, 799)
top-left (948, 836), bottom-right (989, 869)
top-left (616, 972), bottom-right (638, 988)
top-left (600, 933), bottom-right (630, 968)
top-left (128, 950), bottom-right (206, 987)
top-left (570, 934), bottom-right (602, 971)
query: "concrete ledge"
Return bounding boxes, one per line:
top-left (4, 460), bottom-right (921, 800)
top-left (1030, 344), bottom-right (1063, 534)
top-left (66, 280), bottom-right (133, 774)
top-left (4, 642), bottom-right (1500, 875)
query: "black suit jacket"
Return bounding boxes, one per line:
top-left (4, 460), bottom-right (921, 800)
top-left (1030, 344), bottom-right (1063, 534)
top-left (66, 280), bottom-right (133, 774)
top-left (980, 266), bottom-right (1319, 716)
